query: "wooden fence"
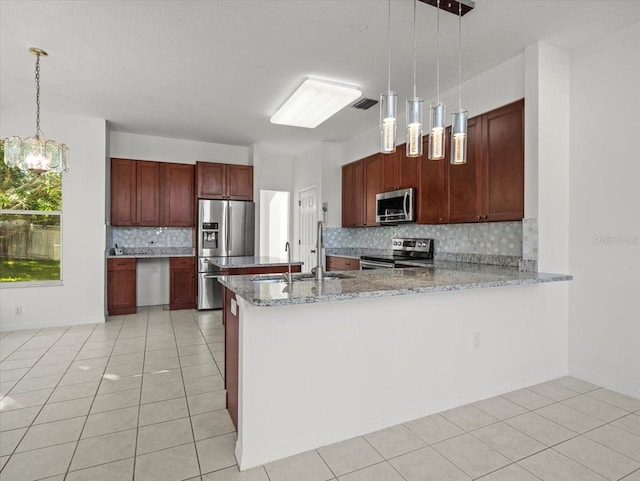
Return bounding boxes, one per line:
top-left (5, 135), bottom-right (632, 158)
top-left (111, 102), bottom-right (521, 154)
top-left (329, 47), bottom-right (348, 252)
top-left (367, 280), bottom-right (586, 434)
top-left (0, 219), bottom-right (60, 260)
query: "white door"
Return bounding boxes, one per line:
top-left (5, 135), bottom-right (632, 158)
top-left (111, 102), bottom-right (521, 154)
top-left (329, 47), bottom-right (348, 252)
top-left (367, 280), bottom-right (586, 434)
top-left (299, 186), bottom-right (318, 274)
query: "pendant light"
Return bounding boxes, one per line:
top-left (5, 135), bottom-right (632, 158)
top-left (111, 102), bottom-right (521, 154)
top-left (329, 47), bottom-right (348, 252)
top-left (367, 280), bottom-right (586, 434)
top-left (380, 0), bottom-right (397, 154)
top-left (451, 1), bottom-right (468, 165)
top-left (428, 0), bottom-right (445, 160)
top-left (406, 0), bottom-right (423, 158)
top-left (3, 48), bottom-right (69, 174)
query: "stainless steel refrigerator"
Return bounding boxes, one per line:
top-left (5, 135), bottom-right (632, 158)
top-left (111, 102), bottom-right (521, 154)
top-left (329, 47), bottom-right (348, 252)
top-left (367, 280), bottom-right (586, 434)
top-left (197, 199), bottom-right (255, 309)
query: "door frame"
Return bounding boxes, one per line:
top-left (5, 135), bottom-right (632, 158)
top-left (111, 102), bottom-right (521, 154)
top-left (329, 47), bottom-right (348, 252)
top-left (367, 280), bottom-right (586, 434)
top-left (297, 185), bottom-right (319, 273)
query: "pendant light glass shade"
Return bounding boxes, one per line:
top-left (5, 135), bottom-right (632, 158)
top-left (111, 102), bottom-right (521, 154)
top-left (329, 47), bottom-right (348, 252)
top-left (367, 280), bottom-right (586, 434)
top-left (2, 48), bottom-right (69, 174)
top-left (380, 91), bottom-right (397, 153)
top-left (451, 110), bottom-right (468, 165)
top-left (406, 98), bottom-right (423, 157)
top-left (428, 102), bottom-right (446, 160)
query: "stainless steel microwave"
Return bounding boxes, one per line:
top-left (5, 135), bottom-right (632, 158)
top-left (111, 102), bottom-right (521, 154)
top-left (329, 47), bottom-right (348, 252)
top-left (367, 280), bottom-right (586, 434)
top-left (376, 188), bottom-right (415, 224)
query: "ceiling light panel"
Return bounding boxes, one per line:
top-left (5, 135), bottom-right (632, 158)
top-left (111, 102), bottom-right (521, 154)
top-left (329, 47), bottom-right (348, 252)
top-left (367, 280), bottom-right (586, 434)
top-left (270, 78), bottom-right (362, 129)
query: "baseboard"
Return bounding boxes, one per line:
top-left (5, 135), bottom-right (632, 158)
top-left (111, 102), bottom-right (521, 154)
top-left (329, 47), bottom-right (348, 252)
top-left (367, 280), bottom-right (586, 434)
top-left (569, 366), bottom-right (640, 398)
top-left (1, 316), bottom-right (106, 332)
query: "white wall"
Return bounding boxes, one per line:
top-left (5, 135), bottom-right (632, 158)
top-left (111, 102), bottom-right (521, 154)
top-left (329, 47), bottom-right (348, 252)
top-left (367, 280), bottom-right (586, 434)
top-left (237, 282), bottom-right (569, 469)
top-left (252, 144), bottom-right (295, 257)
top-left (1, 108), bottom-right (107, 330)
top-left (110, 131), bottom-right (251, 165)
top-left (568, 22), bottom-right (640, 397)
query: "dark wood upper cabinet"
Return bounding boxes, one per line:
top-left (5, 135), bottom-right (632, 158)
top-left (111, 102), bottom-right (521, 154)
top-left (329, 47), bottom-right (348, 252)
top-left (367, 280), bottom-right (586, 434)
top-left (381, 147), bottom-right (419, 193)
top-left (111, 158), bottom-right (195, 227)
top-left (197, 162), bottom-right (226, 198)
top-left (196, 161), bottom-right (253, 201)
top-left (382, 151), bottom-right (400, 192)
top-left (446, 117), bottom-right (483, 223)
top-left (482, 99), bottom-right (525, 221)
top-left (136, 161), bottom-right (161, 226)
top-left (162, 163), bottom-right (195, 227)
top-left (363, 154), bottom-right (383, 226)
top-left (341, 160), bottom-right (364, 227)
top-left (227, 164), bottom-right (253, 200)
top-left (111, 158), bottom-right (137, 226)
top-left (418, 137), bottom-right (446, 224)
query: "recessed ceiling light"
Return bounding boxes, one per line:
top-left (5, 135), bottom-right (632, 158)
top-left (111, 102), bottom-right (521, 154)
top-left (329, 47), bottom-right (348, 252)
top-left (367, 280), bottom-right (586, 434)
top-left (270, 78), bottom-right (362, 129)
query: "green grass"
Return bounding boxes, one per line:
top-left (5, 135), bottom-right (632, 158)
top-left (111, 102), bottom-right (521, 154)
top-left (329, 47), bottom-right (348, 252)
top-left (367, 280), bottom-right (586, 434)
top-left (0, 258), bottom-right (60, 282)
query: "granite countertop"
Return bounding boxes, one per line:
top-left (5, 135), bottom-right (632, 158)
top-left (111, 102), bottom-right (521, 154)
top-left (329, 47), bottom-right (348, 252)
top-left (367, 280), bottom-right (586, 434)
top-left (106, 247), bottom-right (195, 258)
top-left (219, 261), bottom-right (572, 307)
top-left (208, 256), bottom-right (304, 268)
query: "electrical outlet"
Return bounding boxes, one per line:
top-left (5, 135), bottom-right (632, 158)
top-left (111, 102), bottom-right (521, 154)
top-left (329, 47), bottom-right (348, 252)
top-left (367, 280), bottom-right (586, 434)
top-left (472, 331), bottom-right (480, 349)
top-left (15, 306), bottom-right (23, 316)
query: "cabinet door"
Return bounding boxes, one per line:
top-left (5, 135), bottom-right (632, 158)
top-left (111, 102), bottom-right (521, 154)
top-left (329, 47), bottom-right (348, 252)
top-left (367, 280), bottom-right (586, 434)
top-left (137, 161), bottom-right (161, 226)
top-left (224, 288), bottom-right (239, 429)
top-left (341, 163), bottom-right (355, 227)
top-left (197, 162), bottom-right (226, 199)
top-left (446, 117), bottom-right (483, 223)
top-left (382, 151), bottom-right (400, 192)
top-left (169, 258), bottom-right (196, 310)
top-left (110, 158), bottom-right (137, 226)
top-left (107, 259), bottom-right (136, 316)
top-left (344, 258), bottom-right (360, 270)
top-left (353, 160), bottom-right (365, 227)
top-left (227, 165), bottom-right (254, 201)
top-left (163, 163), bottom-right (195, 227)
top-left (398, 149), bottom-right (419, 190)
top-left (326, 256), bottom-right (346, 271)
top-left (363, 154), bottom-right (383, 226)
top-left (483, 99), bottom-right (524, 221)
top-left (418, 137), bottom-right (446, 224)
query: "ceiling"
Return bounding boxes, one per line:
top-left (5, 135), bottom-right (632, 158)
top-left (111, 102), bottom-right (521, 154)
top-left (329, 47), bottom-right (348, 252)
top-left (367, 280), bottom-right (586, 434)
top-left (2, 0), bottom-right (640, 153)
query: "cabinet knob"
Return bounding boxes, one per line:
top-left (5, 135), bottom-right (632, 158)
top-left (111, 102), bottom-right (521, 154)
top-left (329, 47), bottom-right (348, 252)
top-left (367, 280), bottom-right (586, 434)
top-left (476, 215), bottom-right (481, 220)
top-left (482, 215), bottom-right (488, 220)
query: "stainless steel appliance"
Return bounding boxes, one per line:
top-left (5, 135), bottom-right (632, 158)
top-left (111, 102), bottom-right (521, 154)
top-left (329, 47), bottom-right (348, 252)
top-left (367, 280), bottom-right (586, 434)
top-left (360, 237), bottom-right (434, 270)
top-left (198, 199), bottom-right (255, 309)
top-left (376, 188), bottom-right (415, 224)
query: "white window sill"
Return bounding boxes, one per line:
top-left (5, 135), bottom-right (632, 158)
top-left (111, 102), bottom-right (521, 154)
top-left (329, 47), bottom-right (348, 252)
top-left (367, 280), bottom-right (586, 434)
top-left (0, 280), bottom-right (64, 289)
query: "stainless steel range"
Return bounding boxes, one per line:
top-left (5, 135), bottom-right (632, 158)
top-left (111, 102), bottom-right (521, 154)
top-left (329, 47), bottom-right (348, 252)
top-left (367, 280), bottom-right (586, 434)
top-left (360, 238), bottom-right (434, 270)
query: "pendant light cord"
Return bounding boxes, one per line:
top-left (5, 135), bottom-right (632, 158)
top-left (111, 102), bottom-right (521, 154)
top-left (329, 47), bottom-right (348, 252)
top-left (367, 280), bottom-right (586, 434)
top-left (436, 0), bottom-right (440, 103)
top-left (35, 52), bottom-right (42, 138)
top-left (413, 0), bottom-right (417, 99)
top-left (458, 1), bottom-right (462, 110)
top-left (387, 0), bottom-right (392, 93)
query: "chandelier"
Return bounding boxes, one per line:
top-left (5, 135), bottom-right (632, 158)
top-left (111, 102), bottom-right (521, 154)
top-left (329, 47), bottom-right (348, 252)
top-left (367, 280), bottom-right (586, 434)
top-left (3, 47), bottom-right (69, 174)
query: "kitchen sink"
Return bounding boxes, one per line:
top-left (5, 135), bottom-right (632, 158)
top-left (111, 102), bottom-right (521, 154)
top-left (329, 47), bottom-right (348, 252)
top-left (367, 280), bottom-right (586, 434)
top-left (250, 272), bottom-right (355, 284)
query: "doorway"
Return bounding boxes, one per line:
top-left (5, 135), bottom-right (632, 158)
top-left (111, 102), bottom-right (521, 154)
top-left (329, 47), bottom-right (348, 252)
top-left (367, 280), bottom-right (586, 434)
top-left (298, 186), bottom-right (318, 274)
top-left (259, 190), bottom-right (290, 259)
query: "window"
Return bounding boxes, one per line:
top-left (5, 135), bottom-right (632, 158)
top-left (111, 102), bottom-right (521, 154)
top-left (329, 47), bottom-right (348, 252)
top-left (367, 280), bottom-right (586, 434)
top-left (0, 140), bottom-right (63, 284)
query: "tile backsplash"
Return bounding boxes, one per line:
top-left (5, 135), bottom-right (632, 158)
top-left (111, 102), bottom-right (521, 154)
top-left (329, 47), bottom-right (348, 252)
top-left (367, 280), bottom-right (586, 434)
top-left (109, 227), bottom-right (193, 248)
top-left (323, 221), bottom-right (523, 256)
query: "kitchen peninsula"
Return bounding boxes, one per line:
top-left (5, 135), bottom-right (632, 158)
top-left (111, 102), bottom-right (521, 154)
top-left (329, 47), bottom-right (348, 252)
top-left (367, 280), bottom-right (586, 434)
top-left (220, 264), bottom-right (572, 470)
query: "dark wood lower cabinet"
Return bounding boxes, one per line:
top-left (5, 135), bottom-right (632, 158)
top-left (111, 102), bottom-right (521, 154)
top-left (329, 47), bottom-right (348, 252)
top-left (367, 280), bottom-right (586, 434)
top-left (326, 256), bottom-right (360, 271)
top-left (107, 258), bottom-right (137, 316)
top-left (169, 257), bottom-right (196, 310)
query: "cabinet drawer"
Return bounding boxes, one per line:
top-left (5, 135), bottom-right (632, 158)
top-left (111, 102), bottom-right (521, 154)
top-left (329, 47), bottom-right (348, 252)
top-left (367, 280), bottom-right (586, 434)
top-left (344, 259), bottom-right (360, 270)
top-left (326, 256), bottom-right (346, 271)
top-left (170, 257), bottom-right (195, 269)
top-left (108, 258), bottom-right (136, 271)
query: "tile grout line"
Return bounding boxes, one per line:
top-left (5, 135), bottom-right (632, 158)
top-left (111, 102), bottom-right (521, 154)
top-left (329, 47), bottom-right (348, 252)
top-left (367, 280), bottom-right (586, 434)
top-left (59, 317), bottom-right (128, 479)
top-left (169, 308), bottom-right (206, 478)
top-left (129, 307), bottom-right (150, 481)
top-left (1, 324), bottom-right (83, 468)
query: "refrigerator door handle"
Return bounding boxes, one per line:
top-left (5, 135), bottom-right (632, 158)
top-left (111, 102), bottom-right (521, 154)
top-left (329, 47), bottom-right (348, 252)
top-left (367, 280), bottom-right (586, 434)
top-left (227, 204), bottom-right (232, 253)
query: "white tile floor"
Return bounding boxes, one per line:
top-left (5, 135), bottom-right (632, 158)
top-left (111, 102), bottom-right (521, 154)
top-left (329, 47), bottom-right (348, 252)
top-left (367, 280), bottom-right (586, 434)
top-left (1, 307), bottom-right (639, 481)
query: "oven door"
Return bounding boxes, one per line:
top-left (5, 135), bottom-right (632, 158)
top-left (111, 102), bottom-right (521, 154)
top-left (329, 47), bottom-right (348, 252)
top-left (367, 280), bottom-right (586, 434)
top-left (360, 259), bottom-right (395, 270)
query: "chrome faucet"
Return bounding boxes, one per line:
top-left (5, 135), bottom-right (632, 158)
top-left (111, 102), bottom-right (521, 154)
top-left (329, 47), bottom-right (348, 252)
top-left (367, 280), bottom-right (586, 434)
top-left (315, 220), bottom-right (324, 283)
top-left (284, 241), bottom-right (293, 285)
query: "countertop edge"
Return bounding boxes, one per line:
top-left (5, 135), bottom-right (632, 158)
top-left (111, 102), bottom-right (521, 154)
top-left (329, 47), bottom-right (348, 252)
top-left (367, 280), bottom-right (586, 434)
top-left (221, 271), bottom-right (573, 307)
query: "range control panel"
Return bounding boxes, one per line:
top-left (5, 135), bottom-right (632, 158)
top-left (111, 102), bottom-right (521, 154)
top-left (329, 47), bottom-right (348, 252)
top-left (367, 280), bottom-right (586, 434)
top-left (391, 238), bottom-right (433, 253)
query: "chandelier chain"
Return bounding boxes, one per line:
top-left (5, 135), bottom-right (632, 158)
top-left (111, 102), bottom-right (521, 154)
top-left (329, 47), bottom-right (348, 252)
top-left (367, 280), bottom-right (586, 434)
top-left (436, 0), bottom-right (440, 103)
top-left (458, 1), bottom-right (462, 110)
top-left (35, 52), bottom-right (42, 138)
top-left (387, 0), bottom-right (392, 93)
top-left (413, 0), bottom-right (417, 98)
